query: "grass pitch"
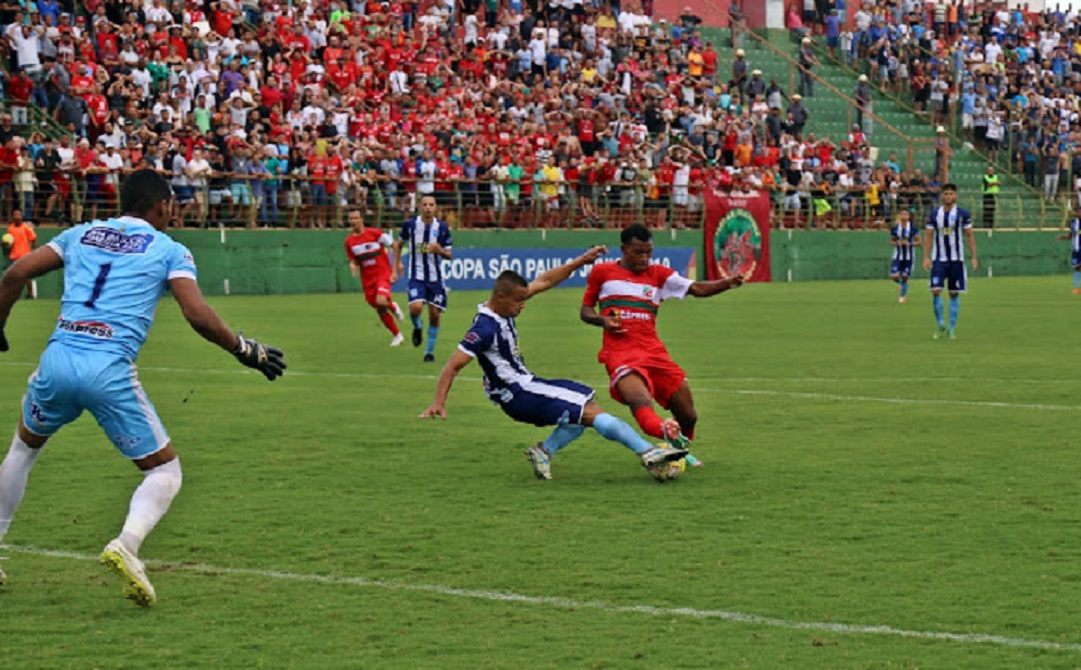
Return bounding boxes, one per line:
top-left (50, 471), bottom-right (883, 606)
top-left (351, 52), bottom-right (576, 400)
top-left (1, 276), bottom-right (1080, 669)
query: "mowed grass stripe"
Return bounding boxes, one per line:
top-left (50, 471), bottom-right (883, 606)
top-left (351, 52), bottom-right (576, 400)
top-left (6, 543), bottom-right (1081, 654)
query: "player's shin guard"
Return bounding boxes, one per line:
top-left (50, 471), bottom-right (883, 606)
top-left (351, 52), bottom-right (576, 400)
top-left (932, 293), bottom-right (945, 327)
top-left (425, 326), bottom-right (440, 356)
top-left (0, 434), bottom-right (41, 542)
top-left (379, 311), bottom-right (400, 335)
top-left (118, 458), bottom-right (182, 555)
top-left (632, 406), bottom-right (665, 439)
top-left (542, 424), bottom-right (586, 455)
top-left (948, 295), bottom-right (960, 330)
top-left (593, 413), bottom-right (652, 454)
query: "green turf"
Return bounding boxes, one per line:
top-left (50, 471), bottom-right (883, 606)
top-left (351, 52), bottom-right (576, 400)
top-left (2, 276), bottom-right (1081, 669)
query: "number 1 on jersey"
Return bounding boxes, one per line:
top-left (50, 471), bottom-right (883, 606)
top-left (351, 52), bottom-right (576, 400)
top-left (85, 263), bottom-right (113, 308)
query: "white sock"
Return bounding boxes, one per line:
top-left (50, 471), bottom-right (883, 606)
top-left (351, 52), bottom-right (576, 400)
top-left (118, 458), bottom-right (182, 555)
top-left (0, 433), bottom-right (43, 542)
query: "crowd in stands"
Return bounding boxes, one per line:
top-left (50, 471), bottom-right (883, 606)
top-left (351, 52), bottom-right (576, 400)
top-left (0, 0), bottom-right (1002, 232)
top-left (795, 0), bottom-right (1081, 205)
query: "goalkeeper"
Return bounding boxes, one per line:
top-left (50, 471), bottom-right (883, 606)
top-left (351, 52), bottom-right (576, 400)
top-left (0, 169), bottom-right (285, 606)
top-left (420, 246), bottom-right (688, 480)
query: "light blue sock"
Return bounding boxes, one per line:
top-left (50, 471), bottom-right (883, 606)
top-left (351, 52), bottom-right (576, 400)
top-left (425, 326), bottom-right (440, 356)
top-left (592, 413), bottom-right (653, 455)
top-left (932, 293), bottom-right (944, 327)
top-left (948, 296), bottom-right (960, 329)
top-left (1074, 270), bottom-right (1080, 289)
top-left (900, 280), bottom-right (909, 297)
top-left (541, 424), bottom-right (586, 455)
top-left (410, 314), bottom-right (423, 330)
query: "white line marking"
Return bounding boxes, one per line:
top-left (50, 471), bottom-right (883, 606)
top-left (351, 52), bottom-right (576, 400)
top-left (4, 543), bottom-right (1079, 653)
top-left (2, 362), bottom-right (1077, 411)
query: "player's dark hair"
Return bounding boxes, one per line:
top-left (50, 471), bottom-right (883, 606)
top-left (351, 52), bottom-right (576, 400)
top-left (942, 183), bottom-right (958, 192)
top-left (121, 169), bottom-right (173, 215)
top-left (493, 270), bottom-right (528, 295)
top-left (622, 223), bottom-right (652, 245)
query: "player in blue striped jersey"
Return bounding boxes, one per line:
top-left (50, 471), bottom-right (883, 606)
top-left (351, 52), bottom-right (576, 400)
top-left (1056, 213), bottom-right (1081, 294)
top-left (419, 246), bottom-right (687, 480)
top-left (922, 183), bottom-right (979, 340)
top-left (0, 170), bottom-right (285, 604)
top-left (392, 195), bottom-right (452, 362)
top-left (889, 209), bottom-right (921, 303)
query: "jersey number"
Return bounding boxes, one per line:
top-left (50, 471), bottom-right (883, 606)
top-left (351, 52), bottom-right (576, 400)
top-left (85, 263), bottom-right (112, 308)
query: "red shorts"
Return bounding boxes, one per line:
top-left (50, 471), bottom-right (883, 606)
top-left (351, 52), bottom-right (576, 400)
top-left (362, 277), bottom-right (392, 307)
top-left (602, 352), bottom-right (687, 409)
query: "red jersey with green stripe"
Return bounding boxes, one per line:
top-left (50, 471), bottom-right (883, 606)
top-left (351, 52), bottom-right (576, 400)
top-left (582, 261), bottom-right (694, 360)
top-left (344, 228), bottom-right (393, 284)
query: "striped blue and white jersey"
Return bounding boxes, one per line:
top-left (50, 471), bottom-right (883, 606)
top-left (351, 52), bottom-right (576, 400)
top-left (891, 221), bottom-right (919, 262)
top-left (399, 215), bottom-right (452, 284)
top-left (46, 216), bottom-right (196, 360)
top-left (458, 304), bottom-right (534, 405)
top-left (925, 205), bottom-right (972, 263)
top-left (1069, 218), bottom-right (1081, 253)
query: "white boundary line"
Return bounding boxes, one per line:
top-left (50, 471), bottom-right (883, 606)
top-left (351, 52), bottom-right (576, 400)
top-left (1, 362), bottom-right (1078, 411)
top-left (4, 543), bottom-right (1080, 654)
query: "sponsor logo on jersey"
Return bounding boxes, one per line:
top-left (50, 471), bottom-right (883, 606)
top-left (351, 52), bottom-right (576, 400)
top-left (80, 227), bottom-right (155, 254)
top-left (714, 208), bottom-right (762, 280)
top-left (58, 317), bottom-right (115, 339)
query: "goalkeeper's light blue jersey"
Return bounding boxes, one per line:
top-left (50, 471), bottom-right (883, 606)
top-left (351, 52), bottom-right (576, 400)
top-left (46, 216), bottom-right (197, 360)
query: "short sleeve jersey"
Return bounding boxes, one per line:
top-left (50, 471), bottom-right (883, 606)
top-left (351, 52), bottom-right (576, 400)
top-left (890, 221), bottom-right (919, 262)
top-left (47, 216), bottom-right (197, 359)
top-left (344, 227), bottom-right (393, 282)
top-left (458, 304), bottom-right (534, 404)
top-left (399, 216), bottom-right (452, 284)
top-left (582, 261), bottom-right (693, 358)
top-left (925, 205), bottom-right (972, 263)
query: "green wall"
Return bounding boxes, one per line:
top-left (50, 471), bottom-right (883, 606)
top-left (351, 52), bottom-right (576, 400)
top-left (770, 230), bottom-right (1070, 282)
top-left (26, 227), bottom-right (701, 299)
top-left (20, 227), bottom-right (1071, 299)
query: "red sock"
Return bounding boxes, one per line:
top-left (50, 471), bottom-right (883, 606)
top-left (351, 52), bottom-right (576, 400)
top-left (380, 312), bottom-right (400, 335)
top-left (633, 406), bottom-right (665, 439)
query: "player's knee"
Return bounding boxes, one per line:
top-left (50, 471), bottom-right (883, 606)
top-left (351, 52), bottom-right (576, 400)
top-left (148, 457), bottom-right (183, 495)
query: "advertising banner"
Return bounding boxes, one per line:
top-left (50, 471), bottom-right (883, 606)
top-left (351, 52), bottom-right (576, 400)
top-left (703, 189), bottom-right (772, 283)
top-left (391, 247), bottom-right (696, 292)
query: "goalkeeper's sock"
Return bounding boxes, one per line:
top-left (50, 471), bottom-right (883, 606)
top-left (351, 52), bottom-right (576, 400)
top-left (410, 313), bottom-right (423, 331)
top-left (0, 434), bottom-right (41, 542)
top-left (379, 311), bottom-right (400, 335)
top-left (900, 279), bottom-right (909, 298)
top-left (592, 413), bottom-right (652, 455)
top-left (425, 326), bottom-right (440, 356)
top-left (541, 423), bottom-right (586, 455)
top-left (632, 406), bottom-right (665, 439)
top-left (117, 459), bottom-right (182, 555)
top-left (948, 295), bottom-right (960, 330)
top-left (932, 293), bottom-right (945, 327)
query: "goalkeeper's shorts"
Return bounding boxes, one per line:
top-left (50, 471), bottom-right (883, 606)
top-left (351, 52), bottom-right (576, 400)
top-left (22, 344), bottom-right (170, 459)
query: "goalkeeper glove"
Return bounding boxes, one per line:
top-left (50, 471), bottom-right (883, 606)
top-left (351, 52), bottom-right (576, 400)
top-left (233, 332), bottom-right (286, 381)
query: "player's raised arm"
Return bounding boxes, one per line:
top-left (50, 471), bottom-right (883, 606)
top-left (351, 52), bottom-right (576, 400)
top-left (527, 245), bottom-right (607, 297)
top-left (0, 245), bottom-right (64, 351)
top-left (687, 275), bottom-right (745, 297)
top-left (420, 349), bottom-right (474, 419)
top-left (169, 277), bottom-right (286, 381)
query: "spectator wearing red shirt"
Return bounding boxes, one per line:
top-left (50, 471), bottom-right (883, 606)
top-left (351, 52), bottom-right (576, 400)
top-left (6, 71), bottom-right (34, 126)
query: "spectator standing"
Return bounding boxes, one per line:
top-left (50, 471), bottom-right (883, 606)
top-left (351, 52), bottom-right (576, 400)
top-left (797, 37), bottom-right (819, 98)
top-left (981, 165), bottom-right (999, 228)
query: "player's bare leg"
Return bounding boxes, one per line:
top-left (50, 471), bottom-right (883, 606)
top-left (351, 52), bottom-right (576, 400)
top-left (374, 294), bottom-right (403, 346)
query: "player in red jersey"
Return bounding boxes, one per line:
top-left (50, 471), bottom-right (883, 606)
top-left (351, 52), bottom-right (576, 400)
top-left (581, 224), bottom-right (745, 464)
top-left (344, 209), bottom-right (405, 346)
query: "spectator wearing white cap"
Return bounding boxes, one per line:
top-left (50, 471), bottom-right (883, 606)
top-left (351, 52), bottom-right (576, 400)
top-left (854, 74), bottom-right (873, 136)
